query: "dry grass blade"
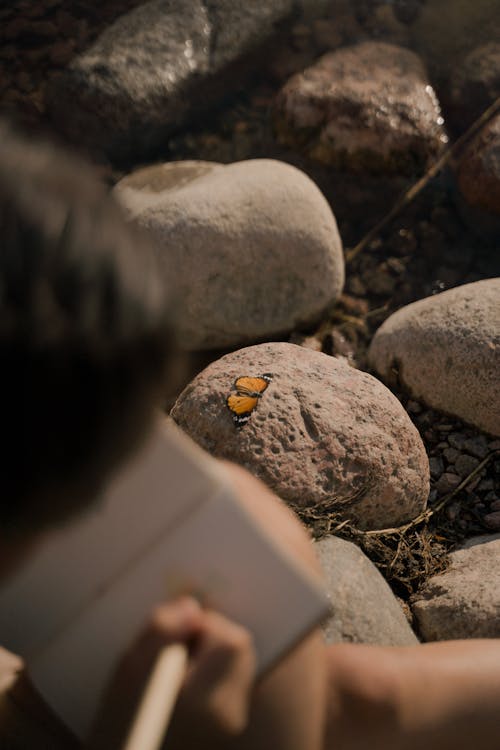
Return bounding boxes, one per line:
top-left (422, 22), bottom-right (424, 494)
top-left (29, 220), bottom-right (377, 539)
top-left (295, 450), bottom-right (499, 597)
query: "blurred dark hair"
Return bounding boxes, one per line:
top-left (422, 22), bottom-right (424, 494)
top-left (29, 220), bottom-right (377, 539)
top-left (0, 122), bottom-right (174, 533)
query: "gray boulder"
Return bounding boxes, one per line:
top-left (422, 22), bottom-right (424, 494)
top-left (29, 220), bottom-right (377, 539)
top-left (171, 342), bottom-right (430, 530)
top-left (46, 0), bottom-right (295, 161)
top-left (316, 535), bottom-right (418, 645)
top-left (115, 159), bottom-right (344, 350)
top-left (369, 279), bottom-right (500, 437)
top-left (412, 534), bottom-right (500, 640)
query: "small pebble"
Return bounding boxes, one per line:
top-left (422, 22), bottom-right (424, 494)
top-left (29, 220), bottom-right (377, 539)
top-left (454, 454), bottom-right (480, 478)
top-left (463, 436), bottom-right (489, 459)
top-left (490, 499), bottom-right (500, 512)
top-left (448, 432), bottom-right (468, 450)
top-left (489, 440), bottom-right (500, 451)
top-left (465, 476), bottom-right (482, 492)
top-left (435, 472), bottom-right (462, 494)
top-left (429, 456), bottom-right (444, 478)
top-left (443, 447), bottom-right (460, 464)
top-left (483, 512), bottom-right (500, 531)
top-left (436, 423), bottom-right (454, 432)
top-left (446, 500), bottom-right (460, 521)
top-left (478, 478), bottom-right (495, 492)
top-left (428, 488), bottom-right (438, 504)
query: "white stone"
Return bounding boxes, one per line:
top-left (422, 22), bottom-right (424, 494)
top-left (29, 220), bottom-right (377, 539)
top-left (115, 160), bottom-right (344, 350)
top-left (369, 279), bottom-right (500, 437)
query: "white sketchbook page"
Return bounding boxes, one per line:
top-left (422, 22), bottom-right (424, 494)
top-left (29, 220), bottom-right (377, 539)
top-left (0, 420), bottom-right (219, 656)
top-left (0, 421), bottom-right (329, 740)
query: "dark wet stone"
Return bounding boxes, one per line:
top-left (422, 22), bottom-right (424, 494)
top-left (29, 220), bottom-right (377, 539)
top-left (429, 456), bottom-right (444, 478)
top-left (435, 472), bottom-right (462, 494)
top-left (453, 453), bottom-right (481, 479)
top-left (444, 42), bottom-right (500, 132)
top-left (274, 41), bottom-right (447, 175)
top-left (455, 113), bottom-right (500, 238)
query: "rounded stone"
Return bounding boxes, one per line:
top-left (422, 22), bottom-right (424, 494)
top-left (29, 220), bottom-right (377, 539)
top-left (411, 534), bottom-right (500, 640)
top-left (316, 535), bottom-right (418, 646)
top-left (444, 42), bottom-right (500, 132)
top-left (274, 41), bottom-right (447, 175)
top-left (369, 279), bottom-right (500, 437)
top-left (171, 342), bottom-right (429, 530)
top-left (115, 159), bottom-right (344, 350)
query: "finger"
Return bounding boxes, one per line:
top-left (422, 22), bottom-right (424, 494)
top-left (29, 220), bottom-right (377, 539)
top-left (120, 596), bottom-right (203, 679)
top-left (181, 610), bottom-right (257, 735)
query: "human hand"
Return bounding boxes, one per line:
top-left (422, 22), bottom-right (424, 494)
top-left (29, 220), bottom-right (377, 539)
top-left (87, 596), bottom-right (256, 750)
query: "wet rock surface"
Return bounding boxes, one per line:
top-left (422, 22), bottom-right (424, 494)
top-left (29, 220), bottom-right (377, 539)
top-left (316, 535), bottom-right (418, 645)
top-left (274, 41), bottom-right (447, 174)
top-left (171, 342), bottom-right (430, 530)
top-left (114, 159), bottom-right (344, 350)
top-left (45, 0), bottom-right (295, 161)
top-left (369, 279), bottom-right (500, 437)
top-left (411, 534), bottom-right (500, 640)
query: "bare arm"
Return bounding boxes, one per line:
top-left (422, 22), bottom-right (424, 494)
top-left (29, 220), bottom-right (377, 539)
top-left (325, 639), bottom-right (500, 750)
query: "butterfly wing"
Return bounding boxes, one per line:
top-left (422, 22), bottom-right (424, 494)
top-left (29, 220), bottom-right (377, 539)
top-left (226, 393), bottom-right (259, 427)
top-left (234, 375), bottom-right (272, 396)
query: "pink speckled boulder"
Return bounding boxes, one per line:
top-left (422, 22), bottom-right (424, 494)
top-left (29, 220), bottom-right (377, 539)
top-left (171, 342), bottom-right (429, 530)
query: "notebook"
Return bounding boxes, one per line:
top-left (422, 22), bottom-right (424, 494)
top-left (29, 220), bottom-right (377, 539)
top-left (0, 420), bottom-right (329, 739)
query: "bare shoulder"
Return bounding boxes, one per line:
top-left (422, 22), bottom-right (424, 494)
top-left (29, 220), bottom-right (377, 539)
top-left (219, 461), bottom-right (322, 577)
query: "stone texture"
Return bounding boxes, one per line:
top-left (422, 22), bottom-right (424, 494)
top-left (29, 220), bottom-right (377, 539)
top-left (455, 114), bottom-right (500, 239)
top-left (369, 279), bottom-right (500, 437)
top-left (274, 41), bottom-right (447, 175)
top-left (46, 0), bottom-right (295, 161)
top-left (444, 42), bottom-right (500, 132)
top-left (316, 535), bottom-right (418, 645)
top-left (412, 534), bottom-right (500, 640)
top-left (171, 342), bottom-right (429, 530)
top-left (115, 159), bottom-right (344, 350)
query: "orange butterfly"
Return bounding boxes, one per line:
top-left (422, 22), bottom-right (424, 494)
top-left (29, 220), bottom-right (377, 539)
top-left (226, 373), bottom-right (273, 428)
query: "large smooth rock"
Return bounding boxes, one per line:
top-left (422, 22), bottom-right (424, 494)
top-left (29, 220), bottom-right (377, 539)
top-left (369, 280), bottom-right (500, 437)
top-left (46, 0), bottom-right (294, 161)
top-left (412, 534), bottom-right (500, 640)
top-left (274, 41), bottom-right (447, 175)
top-left (171, 342), bottom-right (429, 530)
top-left (316, 535), bottom-right (418, 645)
top-left (115, 159), bottom-right (344, 350)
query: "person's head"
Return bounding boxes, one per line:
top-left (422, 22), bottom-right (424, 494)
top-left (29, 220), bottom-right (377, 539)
top-left (0, 122), bottom-right (174, 544)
